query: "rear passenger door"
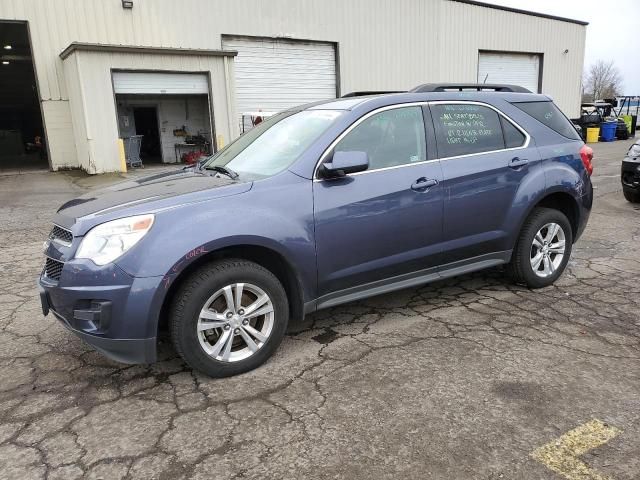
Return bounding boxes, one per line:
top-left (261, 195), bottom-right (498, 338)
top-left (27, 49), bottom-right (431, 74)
top-left (431, 102), bottom-right (536, 264)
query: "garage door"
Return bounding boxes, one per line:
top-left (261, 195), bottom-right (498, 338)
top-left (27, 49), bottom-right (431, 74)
top-left (477, 52), bottom-right (540, 93)
top-left (112, 72), bottom-right (209, 95)
top-left (222, 37), bottom-right (337, 117)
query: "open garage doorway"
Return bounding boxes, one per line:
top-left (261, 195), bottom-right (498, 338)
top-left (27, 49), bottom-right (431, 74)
top-left (0, 21), bottom-right (48, 171)
top-left (113, 72), bottom-right (214, 166)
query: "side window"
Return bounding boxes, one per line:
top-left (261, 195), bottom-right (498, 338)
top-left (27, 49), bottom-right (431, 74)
top-left (432, 104), bottom-right (504, 158)
top-left (513, 101), bottom-right (581, 140)
top-left (333, 106), bottom-right (427, 171)
top-left (501, 117), bottom-right (526, 148)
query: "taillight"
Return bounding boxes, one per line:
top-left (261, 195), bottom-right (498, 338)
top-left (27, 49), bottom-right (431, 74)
top-left (579, 144), bottom-right (593, 176)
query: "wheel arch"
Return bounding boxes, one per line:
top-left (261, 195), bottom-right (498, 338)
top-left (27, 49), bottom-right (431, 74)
top-left (157, 245), bottom-right (306, 334)
top-left (517, 190), bottom-right (580, 245)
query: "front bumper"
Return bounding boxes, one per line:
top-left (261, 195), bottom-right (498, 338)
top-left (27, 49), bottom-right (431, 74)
top-left (40, 286), bottom-right (155, 363)
top-left (621, 160), bottom-right (640, 191)
top-left (38, 260), bottom-right (163, 364)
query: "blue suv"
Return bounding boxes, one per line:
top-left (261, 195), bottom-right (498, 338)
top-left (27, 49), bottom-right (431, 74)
top-left (39, 84), bottom-right (593, 377)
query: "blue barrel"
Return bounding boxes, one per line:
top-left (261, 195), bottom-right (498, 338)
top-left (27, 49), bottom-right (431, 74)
top-left (600, 121), bottom-right (617, 142)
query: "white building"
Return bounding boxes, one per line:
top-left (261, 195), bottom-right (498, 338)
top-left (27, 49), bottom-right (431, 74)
top-left (0, 0), bottom-right (587, 173)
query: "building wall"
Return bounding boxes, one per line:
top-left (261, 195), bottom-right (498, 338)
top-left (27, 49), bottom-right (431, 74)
top-left (438, 2), bottom-right (585, 118)
top-left (0, 0), bottom-right (586, 171)
top-left (62, 49), bottom-right (232, 173)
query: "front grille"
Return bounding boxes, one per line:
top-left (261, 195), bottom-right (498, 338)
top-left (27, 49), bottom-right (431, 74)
top-left (50, 225), bottom-right (73, 245)
top-left (44, 257), bottom-right (64, 281)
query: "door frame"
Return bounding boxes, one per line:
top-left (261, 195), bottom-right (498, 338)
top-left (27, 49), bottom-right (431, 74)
top-left (109, 69), bottom-right (217, 157)
top-left (312, 102), bottom-right (441, 180)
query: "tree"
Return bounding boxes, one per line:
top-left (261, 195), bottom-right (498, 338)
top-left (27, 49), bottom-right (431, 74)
top-left (583, 60), bottom-right (623, 101)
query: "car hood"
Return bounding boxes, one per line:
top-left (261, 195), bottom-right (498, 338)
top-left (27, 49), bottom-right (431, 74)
top-left (54, 168), bottom-right (252, 232)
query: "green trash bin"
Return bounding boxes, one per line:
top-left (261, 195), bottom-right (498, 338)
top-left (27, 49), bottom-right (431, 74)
top-left (622, 115), bottom-right (633, 135)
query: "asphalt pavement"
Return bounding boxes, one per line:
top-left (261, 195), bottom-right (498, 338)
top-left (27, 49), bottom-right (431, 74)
top-left (0, 140), bottom-right (638, 480)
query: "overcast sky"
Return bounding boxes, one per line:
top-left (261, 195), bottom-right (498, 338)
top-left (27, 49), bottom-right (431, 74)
top-left (483, 0), bottom-right (640, 95)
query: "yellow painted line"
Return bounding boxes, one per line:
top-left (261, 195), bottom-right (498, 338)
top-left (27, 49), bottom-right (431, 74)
top-left (531, 419), bottom-right (621, 480)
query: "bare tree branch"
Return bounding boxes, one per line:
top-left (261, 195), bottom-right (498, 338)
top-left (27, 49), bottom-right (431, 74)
top-left (583, 60), bottom-right (623, 101)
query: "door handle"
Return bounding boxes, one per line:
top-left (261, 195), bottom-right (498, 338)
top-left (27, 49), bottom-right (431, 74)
top-left (411, 177), bottom-right (438, 192)
top-left (509, 157), bottom-right (529, 169)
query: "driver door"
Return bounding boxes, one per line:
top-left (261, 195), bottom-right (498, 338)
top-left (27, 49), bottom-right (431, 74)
top-left (313, 106), bottom-right (444, 300)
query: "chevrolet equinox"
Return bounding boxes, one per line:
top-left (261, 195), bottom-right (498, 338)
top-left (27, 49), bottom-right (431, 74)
top-left (39, 84), bottom-right (594, 377)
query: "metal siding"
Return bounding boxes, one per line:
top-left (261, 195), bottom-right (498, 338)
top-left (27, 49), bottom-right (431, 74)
top-left (41, 100), bottom-right (77, 168)
top-left (0, 0), bottom-right (586, 170)
top-left (441, 0), bottom-right (585, 115)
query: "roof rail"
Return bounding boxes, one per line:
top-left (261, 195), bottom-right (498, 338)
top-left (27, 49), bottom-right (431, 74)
top-left (410, 83), bottom-right (531, 93)
top-left (341, 91), bottom-right (405, 98)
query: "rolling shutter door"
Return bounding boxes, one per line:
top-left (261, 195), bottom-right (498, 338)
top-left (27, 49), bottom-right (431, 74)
top-left (222, 37), bottom-right (337, 117)
top-left (478, 52), bottom-right (540, 93)
top-left (112, 72), bottom-right (209, 95)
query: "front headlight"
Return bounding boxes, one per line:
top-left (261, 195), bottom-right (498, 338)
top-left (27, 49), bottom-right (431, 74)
top-left (76, 214), bottom-right (155, 266)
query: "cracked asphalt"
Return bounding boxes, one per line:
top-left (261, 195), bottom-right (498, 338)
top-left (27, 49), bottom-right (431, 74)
top-left (0, 139), bottom-right (639, 480)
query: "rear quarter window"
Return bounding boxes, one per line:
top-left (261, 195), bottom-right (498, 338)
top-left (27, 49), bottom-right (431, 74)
top-left (501, 117), bottom-right (526, 148)
top-left (513, 101), bottom-right (581, 140)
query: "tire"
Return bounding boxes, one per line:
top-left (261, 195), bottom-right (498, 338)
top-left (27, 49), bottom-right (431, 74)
top-left (623, 189), bottom-right (640, 203)
top-left (507, 207), bottom-right (573, 288)
top-left (169, 259), bottom-right (289, 377)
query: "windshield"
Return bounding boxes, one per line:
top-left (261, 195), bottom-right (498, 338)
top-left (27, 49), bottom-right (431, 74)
top-left (202, 109), bottom-right (344, 180)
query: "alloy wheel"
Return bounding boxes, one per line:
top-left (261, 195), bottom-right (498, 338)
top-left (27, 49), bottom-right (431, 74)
top-left (530, 222), bottom-right (566, 278)
top-left (197, 283), bottom-right (274, 362)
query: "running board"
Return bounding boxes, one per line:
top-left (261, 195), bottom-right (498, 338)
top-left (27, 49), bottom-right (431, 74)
top-left (309, 251), bottom-right (512, 312)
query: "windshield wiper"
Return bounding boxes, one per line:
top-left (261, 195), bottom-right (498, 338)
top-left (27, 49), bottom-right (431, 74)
top-left (203, 165), bottom-right (239, 179)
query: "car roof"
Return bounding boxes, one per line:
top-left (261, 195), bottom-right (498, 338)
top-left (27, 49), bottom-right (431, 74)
top-left (307, 91), bottom-right (550, 111)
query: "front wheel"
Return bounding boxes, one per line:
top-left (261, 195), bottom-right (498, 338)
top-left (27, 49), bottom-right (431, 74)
top-left (170, 259), bottom-right (289, 377)
top-left (507, 207), bottom-right (573, 288)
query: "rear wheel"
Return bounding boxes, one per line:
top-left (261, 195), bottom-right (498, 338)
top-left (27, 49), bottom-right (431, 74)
top-left (507, 207), bottom-right (573, 288)
top-left (170, 259), bottom-right (289, 377)
top-left (623, 189), bottom-right (640, 203)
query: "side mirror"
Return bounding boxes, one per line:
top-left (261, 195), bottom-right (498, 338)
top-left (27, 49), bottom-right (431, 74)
top-left (321, 151), bottom-right (369, 178)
